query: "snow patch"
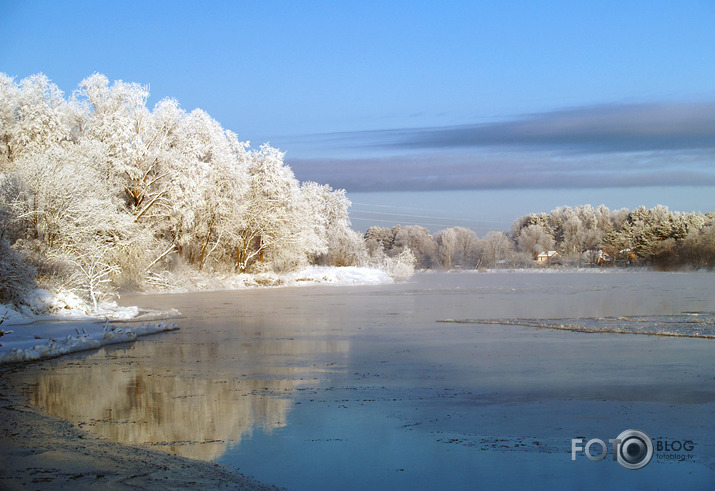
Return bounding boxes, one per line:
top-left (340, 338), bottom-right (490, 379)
top-left (20, 289), bottom-right (97, 319)
top-left (286, 266), bottom-right (393, 286)
top-left (0, 320), bottom-right (179, 365)
top-left (1, 288), bottom-right (182, 365)
top-left (146, 266), bottom-right (394, 293)
top-left (2, 288), bottom-right (180, 326)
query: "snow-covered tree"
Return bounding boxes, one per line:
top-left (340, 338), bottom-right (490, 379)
top-left (433, 227), bottom-right (479, 269)
top-left (480, 230), bottom-right (514, 268)
top-left (364, 226), bottom-right (395, 257)
top-left (4, 74), bottom-right (75, 163)
top-left (392, 225), bottom-right (436, 269)
top-left (516, 224), bottom-right (555, 256)
top-left (235, 144), bottom-right (303, 272)
top-left (0, 71), bottom-right (386, 307)
top-left (0, 74), bottom-right (21, 168)
top-left (681, 222), bottom-right (715, 269)
top-left (434, 228), bottom-right (457, 269)
top-left (300, 182), bottom-right (365, 267)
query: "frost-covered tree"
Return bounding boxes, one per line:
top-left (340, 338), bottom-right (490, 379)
top-left (560, 215), bottom-right (583, 257)
top-left (301, 182), bottom-right (365, 267)
top-left (680, 223), bottom-right (715, 269)
top-left (434, 228), bottom-right (457, 269)
top-left (509, 204), bottom-right (714, 268)
top-left (0, 74), bottom-right (21, 168)
top-left (0, 172), bottom-right (25, 241)
top-left (433, 227), bottom-right (480, 269)
top-left (480, 230), bottom-right (515, 268)
top-left (0, 72), bottom-right (378, 308)
top-left (235, 144), bottom-right (304, 272)
top-left (392, 225), bottom-right (436, 269)
top-left (327, 228), bottom-right (368, 267)
top-left (364, 226), bottom-right (395, 257)
top-left (161, 109), bottom-right (250, 271)
top-left (3, 74), bottom-right (76, 163)
top-left (516, 224), bottom-right (555, 256)
top-left (512, 212), bottom-right (553, 239)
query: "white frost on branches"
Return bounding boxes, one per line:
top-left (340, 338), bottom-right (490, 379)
top-left (0, 72), bottom-right (382, 310)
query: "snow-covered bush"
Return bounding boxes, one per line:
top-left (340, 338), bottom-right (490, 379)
top-left (326, 228), bottom-right (368, 267)
top-left (0, 239), bottom-right (36, 305)
top-left (370, 247), bottom-right (416, 280)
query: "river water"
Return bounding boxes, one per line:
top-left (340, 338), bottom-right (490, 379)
top-left (11, 271), bottom-right (715, 489)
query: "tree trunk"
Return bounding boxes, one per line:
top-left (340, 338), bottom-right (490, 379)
top-left (197, 216), bottom-right (215, 271)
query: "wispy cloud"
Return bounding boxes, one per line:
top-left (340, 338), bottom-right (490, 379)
top-left (289, 152), bottom-right (715, 192)
top-left (343, 102), bottom-right (715, 152)
top-left (286, 102), bottom-right (715, 192)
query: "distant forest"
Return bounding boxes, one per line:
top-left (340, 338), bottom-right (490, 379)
top-left (1, 74), bottom-right (713, 309)
top-left (367, 204), bottom-right (715, 270)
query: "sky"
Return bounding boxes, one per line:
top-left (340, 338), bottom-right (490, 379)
top-left (2, 0), bottom-right (714, 232)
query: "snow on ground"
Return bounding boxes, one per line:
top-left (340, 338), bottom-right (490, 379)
top-left (148, 265), bottom-right (395, 293)
top-left (0, 289), bottom-right (180, 365)
top-left (285, 266), bottom-right (393, 286)
top-left (0, 319), bottom-right (179, 364)
top-left (1, 289), bottom-right (182, 325)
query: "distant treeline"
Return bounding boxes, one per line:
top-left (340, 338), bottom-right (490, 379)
top-left (365, 204), bottom-right (715, 270)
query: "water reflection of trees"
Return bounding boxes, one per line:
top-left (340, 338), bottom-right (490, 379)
top-left (19, 334), bottom-right (349, 461)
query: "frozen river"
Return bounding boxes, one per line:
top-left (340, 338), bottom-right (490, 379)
top-left (12, 271), bottom-right (715, 489)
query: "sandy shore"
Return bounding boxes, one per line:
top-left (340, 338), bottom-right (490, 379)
top-left (0, 367), bottom-right (279, 490)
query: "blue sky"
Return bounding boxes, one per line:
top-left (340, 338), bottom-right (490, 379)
top-left (2, 1), bottom-right (714, 231)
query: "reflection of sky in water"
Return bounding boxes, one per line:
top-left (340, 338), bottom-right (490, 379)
top-left (221, 401), bottom-right (715, 490)
top-left (11, 272), bottom-right (715, 488)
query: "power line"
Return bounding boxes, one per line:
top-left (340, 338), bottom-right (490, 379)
top-left (349, 214), bottom-right (496, 230)
top-left (350, 208), bottom-right (504, 224)
top-left (351, 201), bottom-right (454, 213)
top-left (350, 201), bottom-right (498, 218)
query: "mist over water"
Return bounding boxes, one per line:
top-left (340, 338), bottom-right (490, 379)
top-left (12, 271), bottom-right (715, 489)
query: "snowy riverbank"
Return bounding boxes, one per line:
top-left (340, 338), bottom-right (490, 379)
top-left (0, 284), bottom-right (183, 364)
top-left (145, 265), bottom-right (395, 293)
top-left (0, 282), bottom-right (169, 363)
top-left (0, 266), bottom-right (395, 365)
top-left (0, 319), bottom-right (179, 364)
